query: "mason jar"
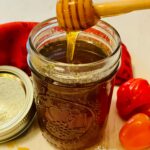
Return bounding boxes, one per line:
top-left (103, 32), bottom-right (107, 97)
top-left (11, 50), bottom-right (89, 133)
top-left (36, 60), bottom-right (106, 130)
top-left (27, 18), bottom-right (121, 150)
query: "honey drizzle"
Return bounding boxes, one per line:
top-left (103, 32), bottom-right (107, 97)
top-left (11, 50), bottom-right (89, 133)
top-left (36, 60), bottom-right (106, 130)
top-left (66, 31), bottom-right (80, 63)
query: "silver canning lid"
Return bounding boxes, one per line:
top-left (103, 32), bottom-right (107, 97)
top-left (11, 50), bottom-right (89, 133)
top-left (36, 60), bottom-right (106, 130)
top-left (0, 65), bottom-right (36, 143)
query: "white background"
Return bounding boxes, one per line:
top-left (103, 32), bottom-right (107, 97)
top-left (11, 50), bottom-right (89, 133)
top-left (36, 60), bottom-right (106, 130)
top-left (0, 0), bottom-right (150, 149)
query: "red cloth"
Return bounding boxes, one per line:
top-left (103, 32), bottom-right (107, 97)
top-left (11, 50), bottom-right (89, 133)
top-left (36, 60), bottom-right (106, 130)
top-left (0, 22), bottom-right (37, 75)
top-left (115, 43), bottom-right (133, 85)
top-left (0, 22), bottom-right (133, 85)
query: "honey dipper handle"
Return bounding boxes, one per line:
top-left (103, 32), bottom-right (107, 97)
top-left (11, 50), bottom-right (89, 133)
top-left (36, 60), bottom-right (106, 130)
top-left (93, 0), bottom-right (150, 17)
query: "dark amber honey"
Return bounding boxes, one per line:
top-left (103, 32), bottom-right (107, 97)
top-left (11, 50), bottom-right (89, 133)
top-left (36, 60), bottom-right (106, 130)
top-left (32, 40), bottom-right (116, 149)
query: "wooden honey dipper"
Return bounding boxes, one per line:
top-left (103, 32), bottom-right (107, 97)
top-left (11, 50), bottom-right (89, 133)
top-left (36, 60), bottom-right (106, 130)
top-left (56, 0), bottom-right (150, 31)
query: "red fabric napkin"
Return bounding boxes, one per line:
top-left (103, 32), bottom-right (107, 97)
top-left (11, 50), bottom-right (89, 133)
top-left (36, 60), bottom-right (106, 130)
top-left (0, 22), bottom-right (37, 75)
top-left (115, 43), bottom-right (133, 85)
top-left (0, 22), bottom-right (133, 85)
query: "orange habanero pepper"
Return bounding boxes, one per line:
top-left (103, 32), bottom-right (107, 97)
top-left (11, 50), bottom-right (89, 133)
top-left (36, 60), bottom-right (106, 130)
top-left (119, 113), bottom-right (150, 150)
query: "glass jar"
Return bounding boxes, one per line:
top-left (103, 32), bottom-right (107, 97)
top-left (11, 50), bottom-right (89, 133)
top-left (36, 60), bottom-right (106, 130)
top-left (27, 18), bottom-right (121, 150)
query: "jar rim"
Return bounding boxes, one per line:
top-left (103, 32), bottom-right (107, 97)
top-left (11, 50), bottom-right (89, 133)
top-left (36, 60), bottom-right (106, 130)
top-left (28, 17), bottom-right (121, 68)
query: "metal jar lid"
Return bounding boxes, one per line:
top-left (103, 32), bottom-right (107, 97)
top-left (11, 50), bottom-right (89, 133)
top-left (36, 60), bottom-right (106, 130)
top-left (0, 65), bottom-right (36, 143)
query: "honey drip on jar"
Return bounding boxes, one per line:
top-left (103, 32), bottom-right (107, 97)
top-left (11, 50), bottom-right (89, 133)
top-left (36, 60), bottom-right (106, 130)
top-left (66, 31), bottom-right (79, 63)
top-left (56, 0), bottom-right (98, 63)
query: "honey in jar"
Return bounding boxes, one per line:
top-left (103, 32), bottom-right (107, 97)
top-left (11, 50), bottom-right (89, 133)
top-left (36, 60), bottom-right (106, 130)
top-left (27, 18), bottom-right (121, 150)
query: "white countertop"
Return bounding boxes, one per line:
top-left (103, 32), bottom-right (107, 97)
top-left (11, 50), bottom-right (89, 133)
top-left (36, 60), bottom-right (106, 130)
top-left (0, 0), bottom-right (150, 150)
